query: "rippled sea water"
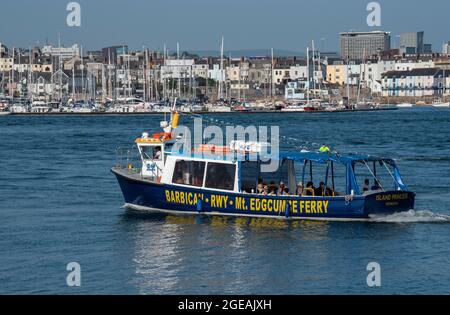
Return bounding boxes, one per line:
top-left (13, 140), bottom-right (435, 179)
top-left (0, 108), bottom-right (449, 294)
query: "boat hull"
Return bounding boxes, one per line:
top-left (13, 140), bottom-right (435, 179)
top-left (112, 168), bottom-right (415, 221)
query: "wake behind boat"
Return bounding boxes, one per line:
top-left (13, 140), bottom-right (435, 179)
top-left (112, 109), bottom-right (415, 221)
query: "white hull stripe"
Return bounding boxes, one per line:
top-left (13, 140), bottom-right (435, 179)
top-left (122, 203), bottom-right (370, 222)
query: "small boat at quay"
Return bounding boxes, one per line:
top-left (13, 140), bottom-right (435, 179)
top-left (112, 109), bottom-right (415, 221)
top-left (396, 103), bottom-right (414, 109)
top-left (432, 100), bottom-right (450, 108)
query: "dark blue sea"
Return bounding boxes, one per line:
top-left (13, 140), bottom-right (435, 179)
top-left (1, 108), bottom-right (450, 294)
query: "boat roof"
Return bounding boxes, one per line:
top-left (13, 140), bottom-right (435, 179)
top-left (167, 150), bottom-right (393, 165)
top-left (279, 152), bottom-right (393, 164)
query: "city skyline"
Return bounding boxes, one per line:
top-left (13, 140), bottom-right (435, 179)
top-left (1, 0), bottom-right (450, 53)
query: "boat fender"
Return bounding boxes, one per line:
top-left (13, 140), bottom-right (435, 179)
top-left (284, 202), bottom-right (290, 218)
top-left (197, 199), bottom-right (203, 212)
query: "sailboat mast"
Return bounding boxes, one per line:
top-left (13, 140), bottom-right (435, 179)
top-left (81, 44), bottom-right (85, 101)
top-left (346, 31), bottom-right (350, 108)
top-left (177, 42), bottom-right (181, 98)
top-left (142, 46), bottom-right (146, 102)
top-left (29, 46), bottom-right (33, 102)
top-left (11, 47), bottom-right (15, 98)
top-left (312, 40), bottom-right (316, 93)
top-left (271, 48), bottom-right (274, 100)
top-left (219, 36), bottom-right (224, 100)
top-left (306, 46), bottom-right (310, 104)
top-left (357, 48), bottom-right (365, 104)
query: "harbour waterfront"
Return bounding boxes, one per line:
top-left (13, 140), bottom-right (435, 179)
top-left (1, 108), bottom-right (450, 294)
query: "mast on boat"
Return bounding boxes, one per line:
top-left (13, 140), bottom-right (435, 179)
top-left (346, 31), bottom-right (351, 109)
top-left (271, 48), bottom-right (275, 101)
top-left (306, 46), bottom-right (310, 104)
top-left (219, 35), bottom-right (224, 101)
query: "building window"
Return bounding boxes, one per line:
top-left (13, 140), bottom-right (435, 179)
top-left (172, 160), bottom-right (206, 187)
top-left (205, 162), bottom-right (236, 191)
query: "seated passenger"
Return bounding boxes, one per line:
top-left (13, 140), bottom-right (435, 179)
top-left (296, 183), bottom-right (304, 196)
top-left (304, 182), bottom-right (315, 196)
top-left (315, 182), bottom-right (326, 196)
top-left (269, 181), bottom-right (278, 193)
top-left (371, 179), bottom-right (382, 191)
top-left (325, 186), bottom-right (334, 196)
top-left (192, 175), bottom-right (203, 187)
top-left (257, 183), bottom-right (264, 194)
top-left (257, 178), bottom-right (264, 194)
top-left (278, 181), bottom-right (286, 196)
top-left (153, 146), bottom-right (162, 160)
top-left (282, 188), bottom-right (290, 196)
top-left (262, 185), bottom-right (269, 196)
top-left (362, 178), bottom-right (370, 192)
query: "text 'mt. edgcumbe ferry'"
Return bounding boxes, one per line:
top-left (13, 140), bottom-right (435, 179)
top-left (112, 108), bottom-right (415, 221)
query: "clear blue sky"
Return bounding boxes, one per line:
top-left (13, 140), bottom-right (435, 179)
top-left (0, 0), bottom-right (449, 53)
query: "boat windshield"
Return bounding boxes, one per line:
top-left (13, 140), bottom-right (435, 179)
top-left (141, 146), bottom-right (162, 161)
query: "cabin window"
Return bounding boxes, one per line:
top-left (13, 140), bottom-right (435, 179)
top-left (205, 162), bottom-right (236, 191)
top-left (141, 146), bottom-right (162, 161)
top-left (240, 161), bottom-right (259, 193)
top-left (172, 160), bottom-right (206, 187)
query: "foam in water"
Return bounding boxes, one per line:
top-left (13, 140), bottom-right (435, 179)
top-left (370, 210), bottom-right (450, 223)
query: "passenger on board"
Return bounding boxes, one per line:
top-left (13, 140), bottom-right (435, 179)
top-left (325, 186), bottom-right (334, 197)
top-left (269, 181), bottom-right (278, 193)
top-left (282, 188), bottom-right (290, 196)
top-left (319, 144), bottom-right (331, 153)
top-left (362, 178), bottom-right (370, 192)
top-left (371, 179), bottom-right (382, 191)
top-left (173, 161), bottom-right (185, 184)
top-left (315, 181), bottom-right (326, 196)
top-left (153, 146), bottom-right (162, 160)
top-left (262, 185), bottom-right (269, 195)
top-left (278, 181), bottom-right (286, 195)
top-left (257, 178), bottom-right (264, 194)
top-left (305, 182), bottom-right (315, 196)
top-left (296, 183), bottom-right (304, 196)
top-left (268, 186), bottom-right (276, 196)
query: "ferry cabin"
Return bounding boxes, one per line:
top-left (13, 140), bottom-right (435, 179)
top-left (112, 132), bottom-right (415, 220)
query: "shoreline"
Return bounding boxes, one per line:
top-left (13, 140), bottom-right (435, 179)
top-left (4, 107), bottom-right (399, 116)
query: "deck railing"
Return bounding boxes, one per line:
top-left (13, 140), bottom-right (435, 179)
top-left (115, 145), bottom-right (141, 173)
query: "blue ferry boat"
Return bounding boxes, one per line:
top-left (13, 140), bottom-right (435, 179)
top-left (112, 111), bottom-right (415, 221)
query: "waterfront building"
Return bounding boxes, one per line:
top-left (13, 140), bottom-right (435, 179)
top-left (225, 59), bottom-right (249, 83)
top-left (192, 59), bottom-right (209, 79)
top-left (442, 42), bottom-right (450, 55)
top-left (208, 64), bottom-right (226, 82)
top-left (284, 81), bottom-right (306, 100)
top-left (400, 32), bottom-right (424, 54)
top-left (423, 44), bottom-right (433, 53)
top-left (0, 56), bottom-right (13, 72)
top-left (160, 59), bottom-right (195, 80)
top-left (28, 72), bottom-right (54, 97)
top-left (42, 44), bottom-right (80, 61)
top-left (289, 64), bottom-right (309, 81)
top-left (326, 60), bottom-right (362, 86)
top-left (381, 68), bottom-right (450, 97)
top-left (101, 46), bottom-right (128, 64)
top-left (272, 67), bottom-right (290, 84)
top-left (340, 31), bottom-right (391, 60)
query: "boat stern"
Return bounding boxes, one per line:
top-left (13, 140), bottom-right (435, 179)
top-left (364, 191), bottom-right (415, 216)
